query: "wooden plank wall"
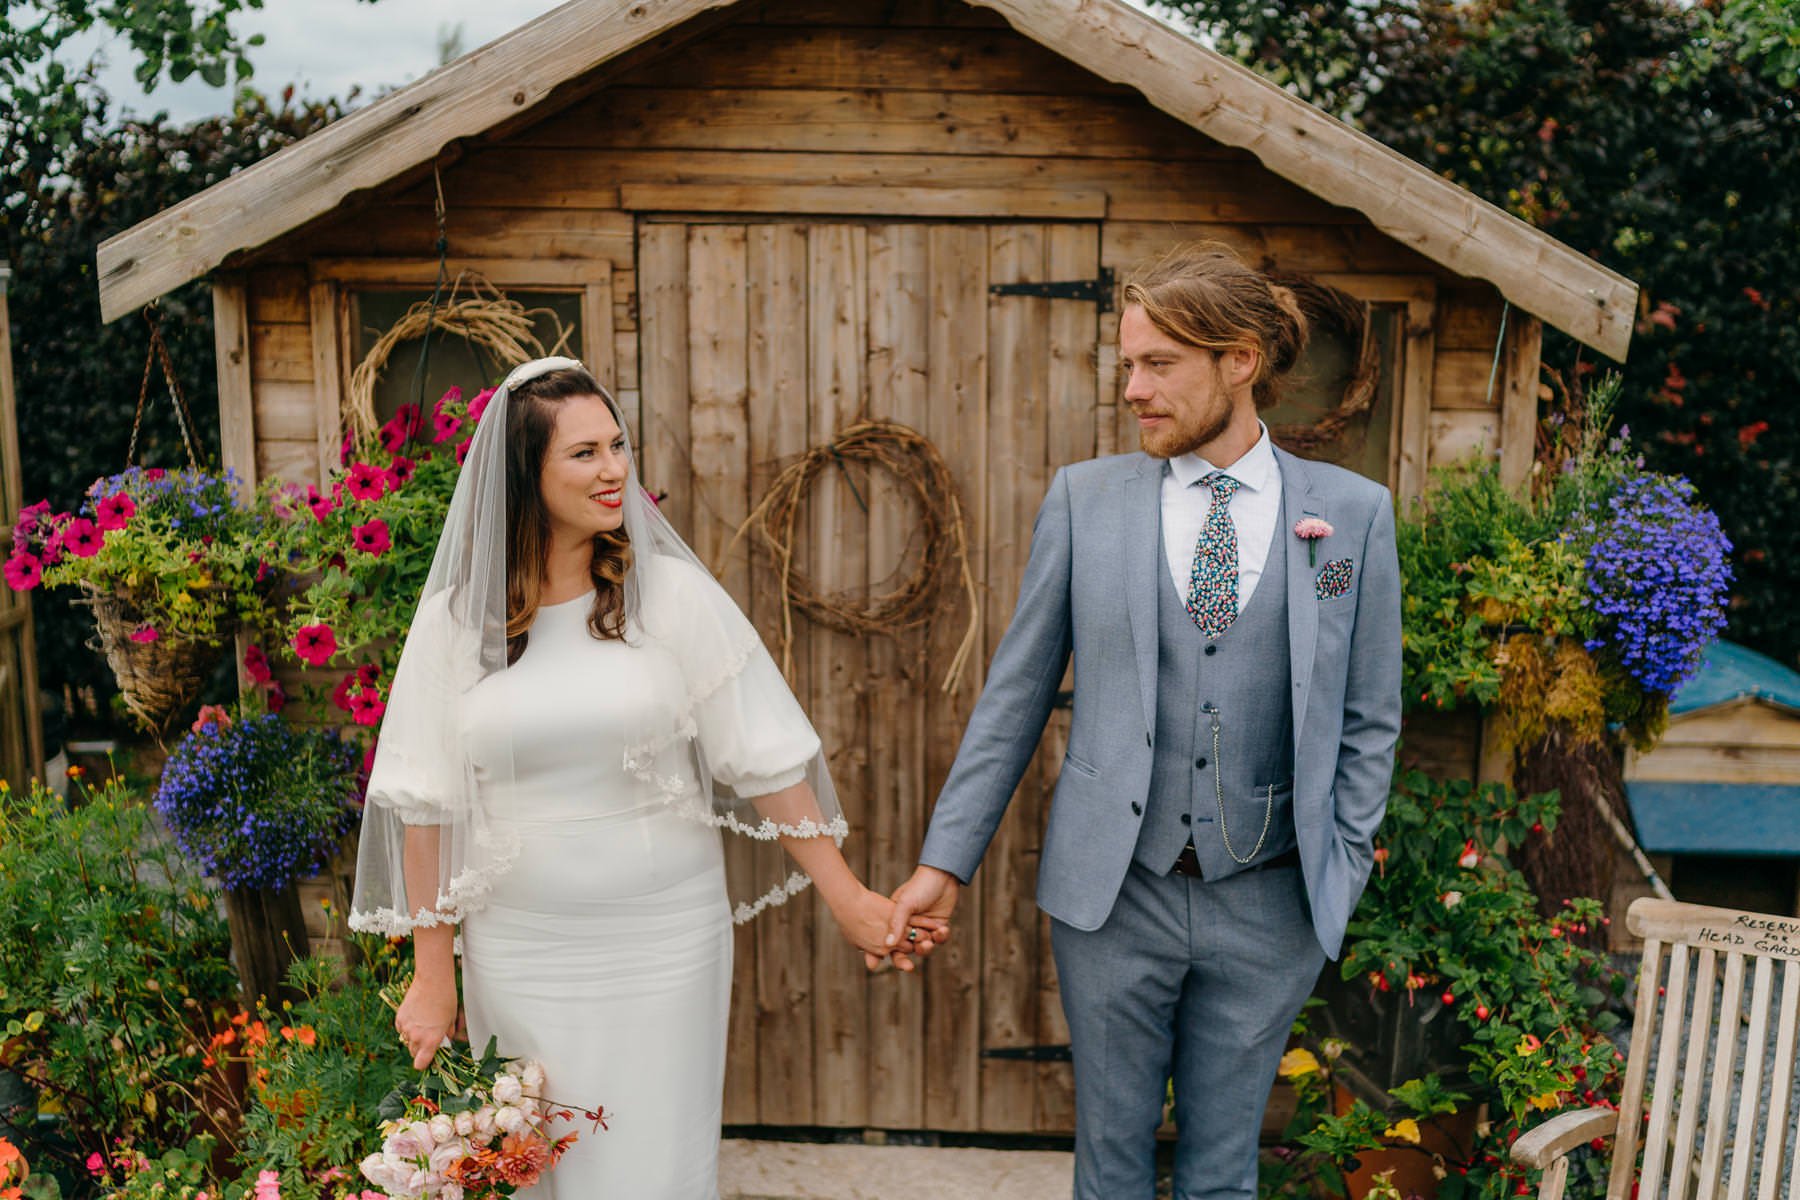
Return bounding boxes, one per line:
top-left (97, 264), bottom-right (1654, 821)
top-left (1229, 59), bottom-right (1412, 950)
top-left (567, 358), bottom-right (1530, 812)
top-left (227, 0), bottom-right (1549, 1134)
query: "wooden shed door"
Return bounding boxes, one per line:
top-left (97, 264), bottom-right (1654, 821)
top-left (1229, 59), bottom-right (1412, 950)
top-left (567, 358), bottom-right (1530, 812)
top-left (636, 219), bottom-right (1103, 1134)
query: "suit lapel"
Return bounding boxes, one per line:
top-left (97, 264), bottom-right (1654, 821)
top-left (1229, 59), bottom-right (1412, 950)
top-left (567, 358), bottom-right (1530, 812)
top-left (1277, 446), bottom-right (1321, 760)
top-left (1122, 456), bottom-right (1163, 739)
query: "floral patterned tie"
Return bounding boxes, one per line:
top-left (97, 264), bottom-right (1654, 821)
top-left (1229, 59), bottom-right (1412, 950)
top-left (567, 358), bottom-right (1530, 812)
top-left (1185, 471), bottom-right (1241, 636)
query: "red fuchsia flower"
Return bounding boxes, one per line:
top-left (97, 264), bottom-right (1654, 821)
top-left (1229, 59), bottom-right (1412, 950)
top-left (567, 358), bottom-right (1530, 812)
top-left (95, 492), bottom-right (136, 531)
top-left (1458, 840), bottom-right (1481, 869)
top-left (62, 517), bottom-right (103, 558)
top-left (455, 437), bottom-right (473, 466)
top-left (129, 626), bottom-right (159, 644)
top-left (384, 455), bottom-right (416, 490)
top-left (349, 687), bottom-right (386, 727)
top-left (192, 704), bottom-right (232, 732)
top-left (293, 623), bottom-right (338, 666)
top-left (346, 463), bottom-right (387, 502)
top-left (243, 644), bottom-right (273, 684)
top-left (351, 518), bottom-right (391, 556)
top-left (3, 552), bottom-right (42, 592)
top-left (468, 386), bottom-right (495, 424)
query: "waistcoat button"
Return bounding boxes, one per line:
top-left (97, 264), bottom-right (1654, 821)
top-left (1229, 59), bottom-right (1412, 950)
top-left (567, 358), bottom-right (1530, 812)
top-left (1205, 644), bottom-right (1217, 656)
top-left (1195, 757), bottom-right (1207, 770)
top-left (1130, 801), bottom-right (1143, 815)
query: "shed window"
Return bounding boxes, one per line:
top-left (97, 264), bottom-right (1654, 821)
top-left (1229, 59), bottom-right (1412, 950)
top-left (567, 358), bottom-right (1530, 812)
top-left (350, 289), bottom-right (583, 426)
top-left (1264, 301), bottom-right (1401, 487)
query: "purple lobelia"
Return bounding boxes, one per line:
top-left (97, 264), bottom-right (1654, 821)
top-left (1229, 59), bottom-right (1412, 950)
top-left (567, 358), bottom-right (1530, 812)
top-left (154, 712), bottom-right (361, 891)
top-left (1576, 470), bottom-right (1733, 696)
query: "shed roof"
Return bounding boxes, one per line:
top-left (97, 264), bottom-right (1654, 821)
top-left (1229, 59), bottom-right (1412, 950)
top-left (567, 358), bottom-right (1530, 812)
top-left (95, 0), bottom-right (1638, 358)
top-left (1627, 782), bottom-right (1800, 857)
top-left (1671, 641), bottom-right (1800, 718)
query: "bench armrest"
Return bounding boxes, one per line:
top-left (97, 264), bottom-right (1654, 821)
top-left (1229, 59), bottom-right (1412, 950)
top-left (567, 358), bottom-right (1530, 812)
top-left (1511, 1107), bottom-right (1620, 1170)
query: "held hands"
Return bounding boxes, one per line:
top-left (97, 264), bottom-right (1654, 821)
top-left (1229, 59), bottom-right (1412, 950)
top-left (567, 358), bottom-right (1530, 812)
top-left (824, 882), bottom-right (951, 973)
top-left (863, 865), bottom-right (961, 974)
top-left (394, 973), bottom-right (460, 1070)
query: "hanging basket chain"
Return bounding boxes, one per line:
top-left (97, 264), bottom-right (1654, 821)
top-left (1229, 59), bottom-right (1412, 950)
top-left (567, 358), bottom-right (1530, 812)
top-left (718, 420), bottom-right (981, 695)
top-left (127, 303), bottom-right (205, 471)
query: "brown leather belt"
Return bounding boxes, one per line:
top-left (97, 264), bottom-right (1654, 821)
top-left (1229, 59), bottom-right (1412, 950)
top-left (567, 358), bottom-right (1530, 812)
top-left (1171, 844), bottom-right (1300, 880)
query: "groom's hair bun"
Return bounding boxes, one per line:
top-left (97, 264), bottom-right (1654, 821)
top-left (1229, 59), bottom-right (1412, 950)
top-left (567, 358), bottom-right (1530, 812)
top-left (1122, 241), bottom-right (1311, 410)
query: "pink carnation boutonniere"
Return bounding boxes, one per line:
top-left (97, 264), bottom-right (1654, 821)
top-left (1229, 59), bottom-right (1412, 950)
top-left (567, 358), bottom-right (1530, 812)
top-left (1293, 517), bottom-right (1334, 567)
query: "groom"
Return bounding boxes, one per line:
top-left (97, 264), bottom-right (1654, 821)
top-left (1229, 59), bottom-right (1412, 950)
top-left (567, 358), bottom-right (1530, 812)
top-left (885, 243), bottom-right (1402, 1198)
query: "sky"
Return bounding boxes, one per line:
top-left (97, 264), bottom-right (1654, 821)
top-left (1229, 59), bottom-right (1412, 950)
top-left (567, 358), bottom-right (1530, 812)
top-left (77, 0), bottom-right (1169, 124)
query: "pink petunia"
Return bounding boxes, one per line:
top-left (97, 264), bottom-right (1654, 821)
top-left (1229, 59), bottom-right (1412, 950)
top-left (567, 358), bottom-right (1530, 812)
top-left (345, 463), bottom-right (387, 502)
top-left (4, 551), bottom-right (42, 591)
top-left (384, 455), bottom-right (416, 490)
top-left (129, 626), bottom-right (159, 644)
top-left (62, 517), bottom-right (104, 558)
top-left (292, 623), bottom-right (338, 667)
top-left (351, 519), bottom-right (391, 556)
top-left (454, 437), bottom-right (473, 466)
top-left (309, 492), bottom-right (337, 521)
top-left (349, 686), bottom-right (386, 727)
top-left (142, 468), bottom-right (165, 481)
top-left (432, 409), bottom-right (463, 443)
top-left (95, 492), bottom-right (136, 531)
top-left (244, 644), bottom-right (273, 684)
top-left (16, 499), bottom-right (50, 535)
top-left (330, 671), bottom-right (358, 712)
top-left (266, 680), bottom-right (287, 714)
top-left (468, 386), bottom-right (495, 424)
top-left (435, 385), bottom-right (463, 411)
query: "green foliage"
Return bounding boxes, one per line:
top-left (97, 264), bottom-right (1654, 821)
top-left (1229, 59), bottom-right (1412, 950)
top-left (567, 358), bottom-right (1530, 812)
top-left (226, 944), bottom-right (416, 1197)
top-left (90, 1138), bottom-right (217, 1200)
top-left (3, 86), bottom-right (346, 735)
top-left (1155, 0), bottom-right (1800, 668)
top-left (1263, 770), bottom-right (1628, 1199)
top-left (0, 774), bottom-right (238, 1171)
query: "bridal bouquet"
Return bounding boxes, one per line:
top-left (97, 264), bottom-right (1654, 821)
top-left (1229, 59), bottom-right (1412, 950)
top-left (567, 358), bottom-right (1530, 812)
top-left (360, 1033), bottom-right (605, 1199)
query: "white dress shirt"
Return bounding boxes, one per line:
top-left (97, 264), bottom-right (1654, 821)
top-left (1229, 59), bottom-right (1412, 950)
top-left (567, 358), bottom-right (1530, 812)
top-left (1161, 423), bottom-right (1283, 612)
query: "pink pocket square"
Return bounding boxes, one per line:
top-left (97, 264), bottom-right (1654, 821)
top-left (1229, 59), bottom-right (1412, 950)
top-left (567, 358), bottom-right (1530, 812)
top-left (1315, 558), bottom-right (1355, 599)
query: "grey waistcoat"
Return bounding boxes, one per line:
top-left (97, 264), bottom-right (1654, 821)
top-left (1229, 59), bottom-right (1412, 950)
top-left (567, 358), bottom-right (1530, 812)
top-left (1134, 491), bottom-right (1299, 879)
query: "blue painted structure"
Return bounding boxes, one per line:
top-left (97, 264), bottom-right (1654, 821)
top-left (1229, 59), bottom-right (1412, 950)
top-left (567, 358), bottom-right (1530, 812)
top-left (1625, 641), bottom-right (1800, 858)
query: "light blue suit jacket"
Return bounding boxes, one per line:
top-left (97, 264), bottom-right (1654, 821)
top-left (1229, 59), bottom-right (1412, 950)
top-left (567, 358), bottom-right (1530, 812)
top-left (919, 446), bottom-right (1402, 960)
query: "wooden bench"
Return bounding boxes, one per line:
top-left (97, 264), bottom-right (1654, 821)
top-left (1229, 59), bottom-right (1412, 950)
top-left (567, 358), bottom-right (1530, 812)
top-left (1513, 897), bottom-right (1799, 1200)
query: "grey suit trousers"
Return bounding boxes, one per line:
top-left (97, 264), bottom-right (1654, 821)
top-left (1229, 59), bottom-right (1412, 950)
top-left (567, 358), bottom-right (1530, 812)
top-left (1051, 859), bottom-right (1326, 1200)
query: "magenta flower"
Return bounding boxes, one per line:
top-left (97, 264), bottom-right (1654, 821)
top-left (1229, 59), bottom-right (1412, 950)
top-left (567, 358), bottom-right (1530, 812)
top-left (468, 387), bottom-right (495, 424)
top-left (4, 551), bottom-right (42, 591)
top-left (346, 463), bottom-right (387, 502)
top-left (63, 517), bottom-right (104, 558)
top-left (309, 492), bottom-right (337, 521)
top-left (432, 409), bottom-right (463, 443)
top-left (293, 623), bottom-right (338, 666)
top-left (436, 385), bottom-right (463, 410)
top-left (244, 644), bottom-right (273, 684)
top-left (129, 626), bottom-right (159, 644)
top-left (454, 437), bottom-right (472, 466)
top-left (351, 518), bottom-right (391, 556)
top-left (349, 687), bottom-right (387, 727)
top-left (384, 455), bottom-right (416, 490)
top-left (16, 500), bottom-right (50, 535)
top-left (266, 680), bottom-right (288, 714)
top-left (95, 492), bottom-right (136, 531)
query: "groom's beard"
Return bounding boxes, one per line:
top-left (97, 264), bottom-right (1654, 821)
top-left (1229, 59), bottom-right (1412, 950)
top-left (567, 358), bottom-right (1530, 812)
top-left (1137, 400), bottom-right (1233, 459)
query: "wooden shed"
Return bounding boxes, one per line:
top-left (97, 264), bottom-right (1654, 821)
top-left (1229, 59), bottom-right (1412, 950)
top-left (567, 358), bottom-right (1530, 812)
top-left (1615, 641), bottom-right (1800, 932)
top-left (97, 0), bottom-right (1636, 1135)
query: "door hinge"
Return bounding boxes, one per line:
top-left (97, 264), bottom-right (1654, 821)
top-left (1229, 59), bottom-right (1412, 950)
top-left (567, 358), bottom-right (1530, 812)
top-left (981, 1044), bottom-right (1073, 1062)
top-left (989, 268), bottom-right (1116, 311)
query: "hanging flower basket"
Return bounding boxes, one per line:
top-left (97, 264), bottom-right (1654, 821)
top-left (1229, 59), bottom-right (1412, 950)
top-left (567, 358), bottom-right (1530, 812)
top-left (77, 585), bottom-right (231, 734)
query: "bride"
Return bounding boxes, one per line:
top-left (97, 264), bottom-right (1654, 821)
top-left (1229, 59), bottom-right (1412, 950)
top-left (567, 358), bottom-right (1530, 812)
top-left (350, 357), bottom-right (943, 1196)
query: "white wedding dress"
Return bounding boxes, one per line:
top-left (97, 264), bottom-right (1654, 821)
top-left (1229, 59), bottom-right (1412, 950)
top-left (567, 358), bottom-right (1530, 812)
top-left (456, 577), bottom-right (820, 1198)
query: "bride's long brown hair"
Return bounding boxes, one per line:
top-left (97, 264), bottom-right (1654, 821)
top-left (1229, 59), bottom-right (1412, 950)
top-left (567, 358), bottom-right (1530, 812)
top-left (503, 366), bottom-right (634, 662)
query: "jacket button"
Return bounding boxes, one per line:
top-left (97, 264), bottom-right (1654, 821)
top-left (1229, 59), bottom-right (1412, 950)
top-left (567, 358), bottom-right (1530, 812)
top-left (1204, 645), bottom-right (1217, 656)
top-left (1180, 813), bottom-right (1191, 825)
top-left (1195, 757), bottom-right (1207, 770)
top-left (1130, 801), bottom-right (1142, 815)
